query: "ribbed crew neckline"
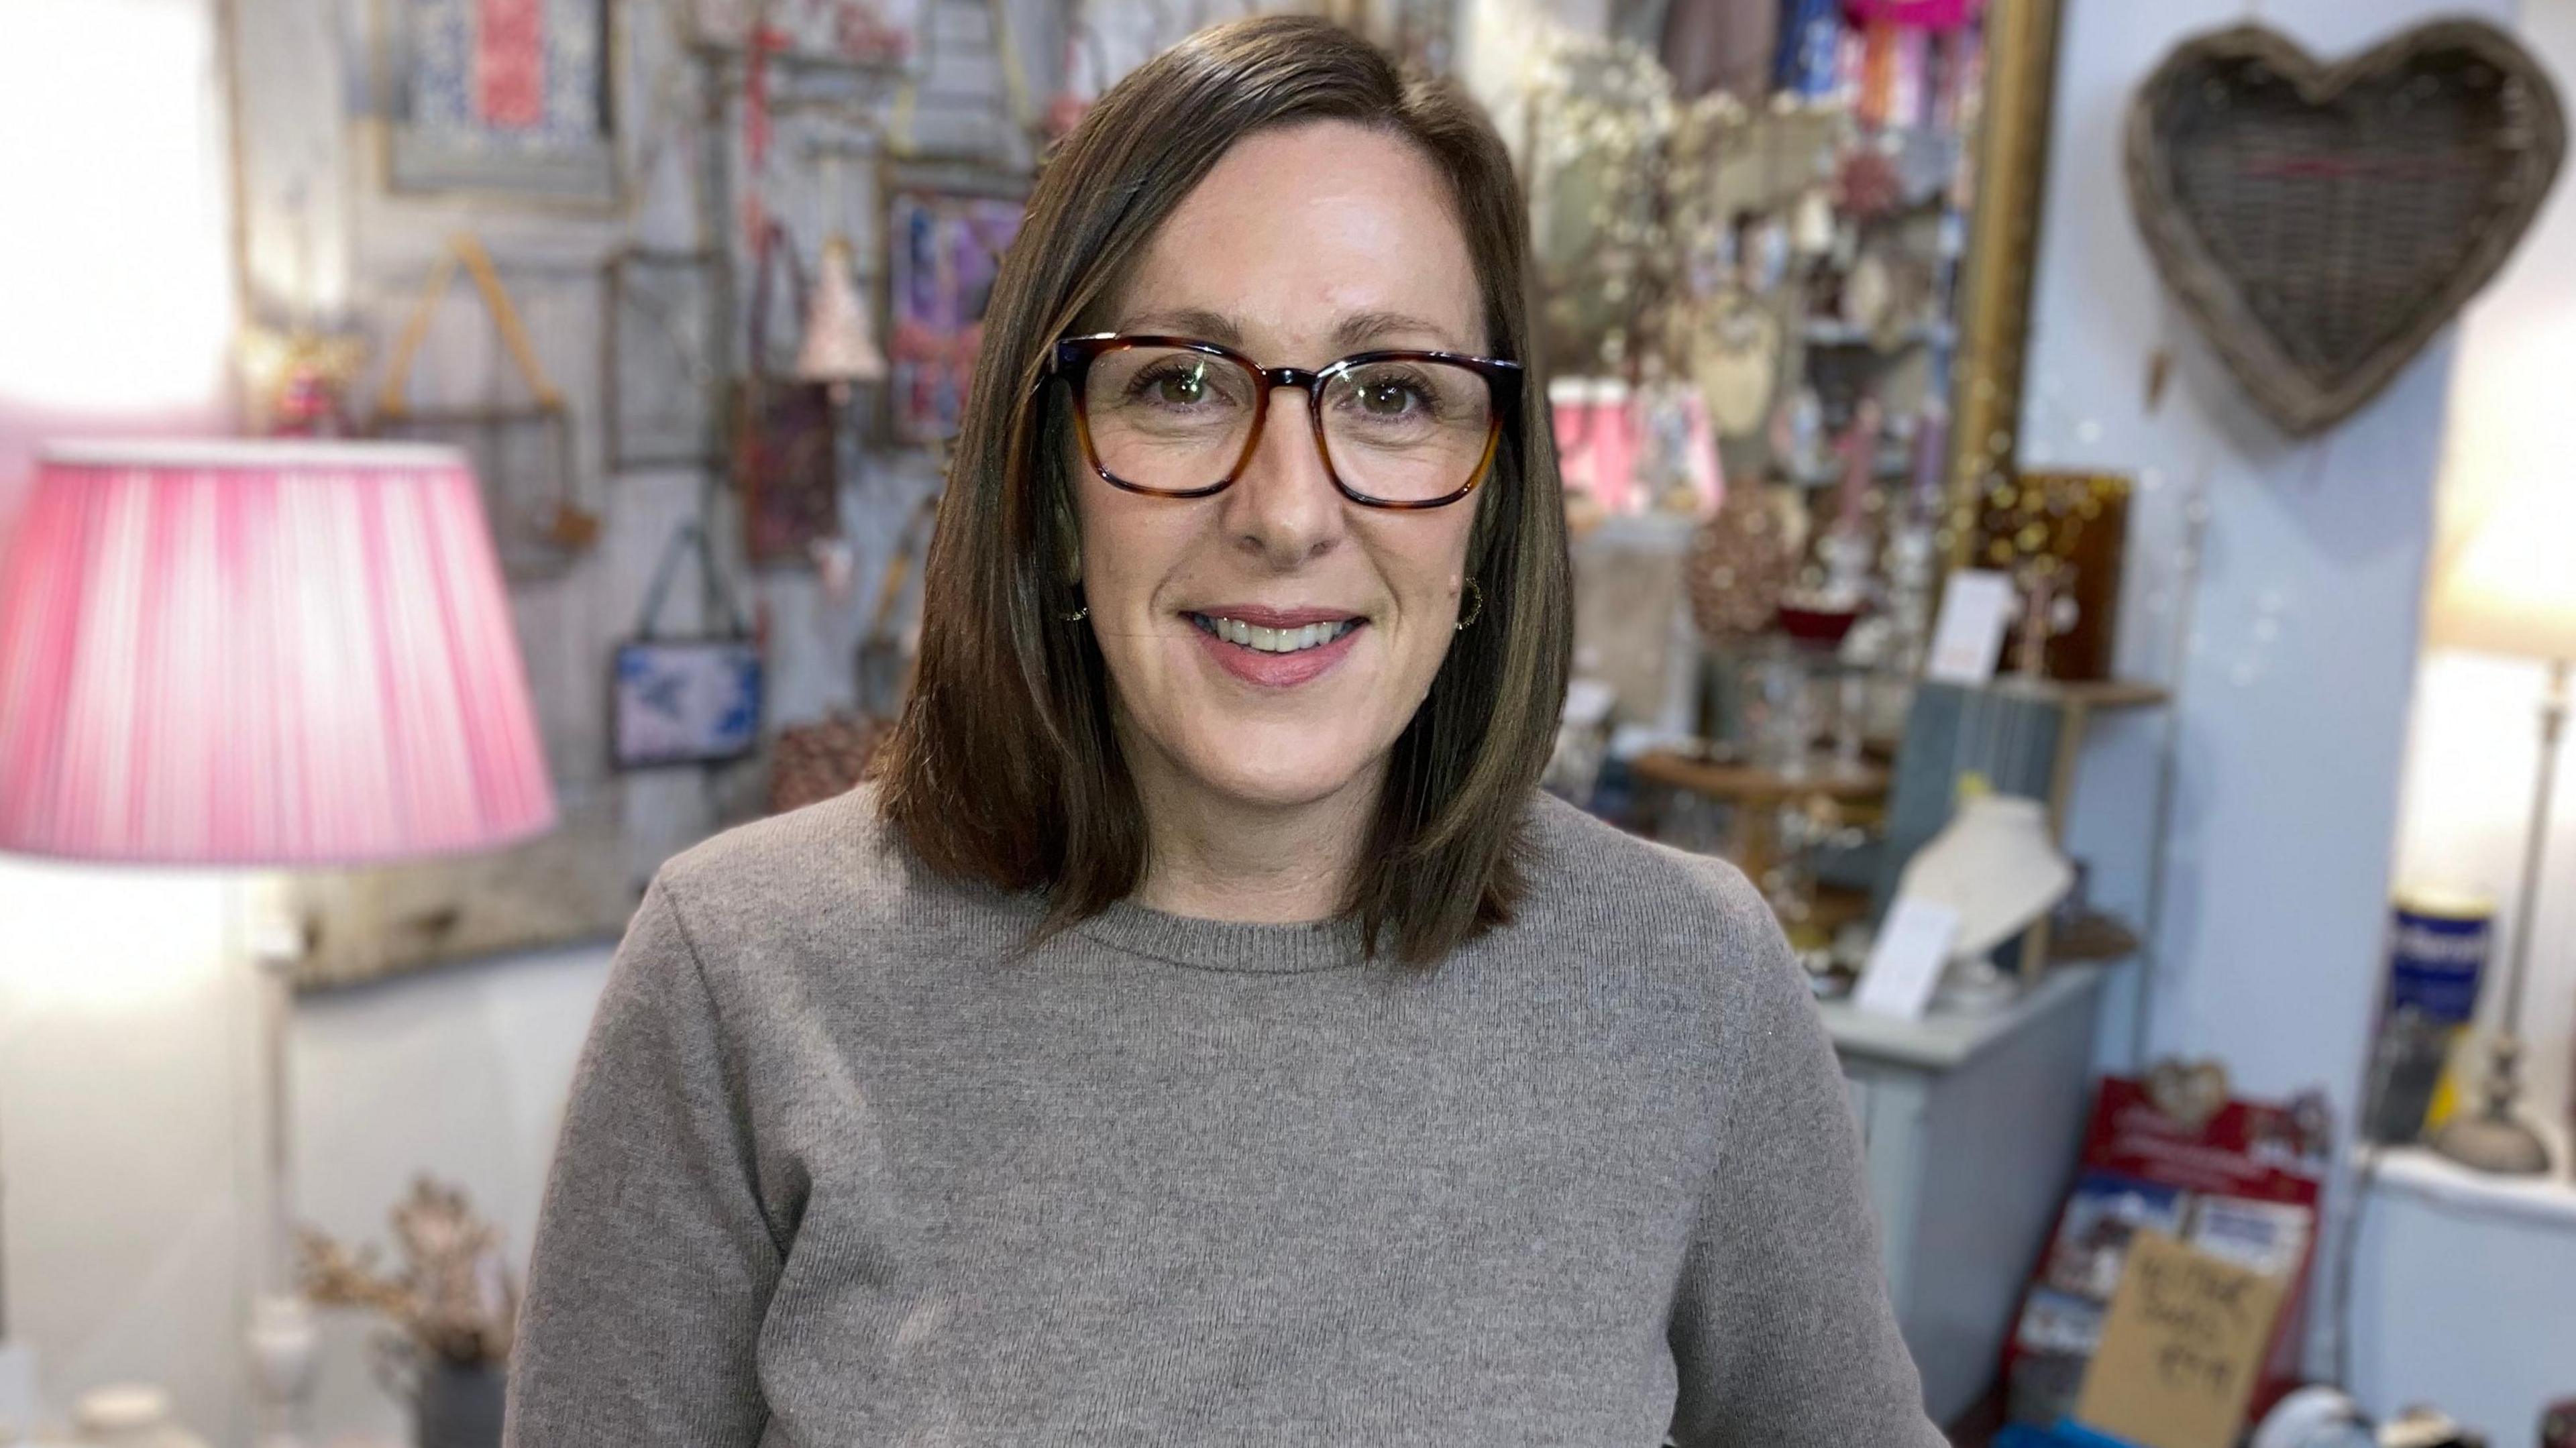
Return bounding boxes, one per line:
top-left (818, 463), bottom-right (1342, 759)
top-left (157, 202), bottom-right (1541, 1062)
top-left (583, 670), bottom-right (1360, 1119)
top-left (1073, 897), bottom-right (1368, 973)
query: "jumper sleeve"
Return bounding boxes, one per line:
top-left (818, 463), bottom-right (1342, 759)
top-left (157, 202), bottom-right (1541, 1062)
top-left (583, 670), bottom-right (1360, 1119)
top-left (504, 876), bottom-right (780, 1448)
top-left (1666, 876), bottom-right (1946, 1447)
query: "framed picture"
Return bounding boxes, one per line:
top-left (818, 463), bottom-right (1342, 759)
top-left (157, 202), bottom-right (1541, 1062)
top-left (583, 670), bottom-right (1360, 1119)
top-left (692, 0), bottom-right (926, 64)
top-left (380, 0), bottom-right (619, 205)
top-left (612, 638), bottom-right (763, 769)
top-left (604, 249), bottom-right (720, 470)
top-left (881, 159), bottom-right (1027, 445)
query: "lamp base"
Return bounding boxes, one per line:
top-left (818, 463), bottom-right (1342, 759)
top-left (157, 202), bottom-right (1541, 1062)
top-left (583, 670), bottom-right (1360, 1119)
top-left (2428, 1034), bottom-right (2554, 1176)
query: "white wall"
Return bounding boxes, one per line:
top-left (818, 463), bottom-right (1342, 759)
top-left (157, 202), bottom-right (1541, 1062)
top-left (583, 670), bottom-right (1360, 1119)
top-left (288, 945), bottom-right (611, 1445)
top-left (2387, 0), bottom-right (2576, 1144)
top-left (0, 865), bottom-right (255, 1445)
top-left (2026, 0), bottom-right (2508, 1110)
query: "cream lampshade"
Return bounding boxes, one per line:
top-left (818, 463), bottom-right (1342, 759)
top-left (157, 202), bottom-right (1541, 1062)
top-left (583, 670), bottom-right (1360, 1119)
top-left (2426, 484), bottom-right (2576, 660)
top-left (2422, 482), bottom-right (2576, 1176)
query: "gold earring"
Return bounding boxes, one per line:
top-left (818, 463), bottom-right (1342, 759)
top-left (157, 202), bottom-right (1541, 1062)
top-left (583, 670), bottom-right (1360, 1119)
top-left (1455, 578), bottom-right (1483, 632)
top-left (1061, 604), bottom-right (1089, 623)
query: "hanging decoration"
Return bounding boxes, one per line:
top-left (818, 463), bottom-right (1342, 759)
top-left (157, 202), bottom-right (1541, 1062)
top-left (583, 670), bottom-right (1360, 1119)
top-left (2125, 20), bottom-right (2566, 436)
top-left (372, 231), bottom-right (600, 579)
top-left (730, 221), bottom-right (843, 565)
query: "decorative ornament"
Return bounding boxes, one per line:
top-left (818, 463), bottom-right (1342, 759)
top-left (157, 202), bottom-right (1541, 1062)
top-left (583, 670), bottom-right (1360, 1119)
top-left (1683, 290), bottom-right (1784, 439)
top-left (2142, 1058), bottom-right (2232, 1133)
top-left (239, 325), bottom-right (369, 437)
top-left (2125, 20), bottom-right (2565, 435)
top-left (1687, 488), bottom-right (1793, 641)
top-left (796, 233), bottom-right (887, 401)
top-left (1833, 144), bottom-right (1904, 221)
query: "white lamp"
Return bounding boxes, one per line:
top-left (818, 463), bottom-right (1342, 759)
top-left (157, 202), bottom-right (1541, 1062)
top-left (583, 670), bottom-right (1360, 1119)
top-left (2422, 482), bottom-right (2576, 1176)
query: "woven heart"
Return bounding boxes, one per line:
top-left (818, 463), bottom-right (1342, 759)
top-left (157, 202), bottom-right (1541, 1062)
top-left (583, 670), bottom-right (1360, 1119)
top-left (2125, 21), bottom-right (2564, 436)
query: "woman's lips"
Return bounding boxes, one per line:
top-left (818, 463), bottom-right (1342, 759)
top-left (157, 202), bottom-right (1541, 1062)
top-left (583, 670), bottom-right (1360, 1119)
top-left (1184, 612), bottom-right (1365, 689)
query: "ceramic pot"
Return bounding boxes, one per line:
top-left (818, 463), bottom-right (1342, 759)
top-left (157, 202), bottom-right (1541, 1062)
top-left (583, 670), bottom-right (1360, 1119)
top-left (415, 1359), bottom-right (507, 1448)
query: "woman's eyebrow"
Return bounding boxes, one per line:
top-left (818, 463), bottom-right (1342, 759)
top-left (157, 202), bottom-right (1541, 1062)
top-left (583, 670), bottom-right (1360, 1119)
top-left (1116, 307), bottom-right (1245, 346)
top-left (1111, 307), bottom-right (1471, 355)
top-left (1332, 309), bottom-right (1464, 352)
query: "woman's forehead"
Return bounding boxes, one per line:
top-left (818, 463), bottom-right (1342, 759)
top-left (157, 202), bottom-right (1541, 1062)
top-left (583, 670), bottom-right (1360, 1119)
top-left (1108, 121), bottom-right (1485, 355)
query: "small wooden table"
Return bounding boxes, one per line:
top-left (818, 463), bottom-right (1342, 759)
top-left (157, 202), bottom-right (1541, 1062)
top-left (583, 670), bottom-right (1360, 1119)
top-left (1629, 750), bottom-right (1890, 887)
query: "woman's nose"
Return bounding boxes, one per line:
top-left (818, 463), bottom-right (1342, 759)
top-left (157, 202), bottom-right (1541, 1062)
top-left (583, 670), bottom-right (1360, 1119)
top-left (1220, 385), bottom-right (1346, 570)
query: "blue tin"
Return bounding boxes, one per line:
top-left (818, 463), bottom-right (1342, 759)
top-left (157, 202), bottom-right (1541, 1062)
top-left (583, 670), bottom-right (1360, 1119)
top-left (2385, 888), bottom-right (2493, 1025)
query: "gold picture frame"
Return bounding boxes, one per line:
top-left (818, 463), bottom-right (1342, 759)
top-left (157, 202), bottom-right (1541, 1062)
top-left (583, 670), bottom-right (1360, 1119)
top-left (1943, 0), bottom-right (2065, 565)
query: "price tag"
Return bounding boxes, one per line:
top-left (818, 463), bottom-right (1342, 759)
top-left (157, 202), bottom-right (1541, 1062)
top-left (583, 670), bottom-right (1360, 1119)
top-left (1853, 897), bottom-right (1960, 1020)
top-left (1925, 568), bottom-right (2015, 684)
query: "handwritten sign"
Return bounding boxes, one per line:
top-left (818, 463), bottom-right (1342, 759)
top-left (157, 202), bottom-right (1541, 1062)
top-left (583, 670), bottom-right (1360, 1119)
top-left (2074, 1231), bottom-right (2288, 1448)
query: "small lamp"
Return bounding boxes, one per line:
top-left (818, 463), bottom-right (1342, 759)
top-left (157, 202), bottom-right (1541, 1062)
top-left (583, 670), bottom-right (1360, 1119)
top-left (0, 439), bottom-right (556, 1439)
top-left (2422, 482), bottom-right (2576, 1176)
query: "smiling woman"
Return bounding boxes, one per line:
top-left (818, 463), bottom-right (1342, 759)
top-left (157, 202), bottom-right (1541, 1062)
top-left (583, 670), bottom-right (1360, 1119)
top-left (507, 16), bottom-right (1944, 1448)
top-left (873, 34), bottom-right (1574, 956)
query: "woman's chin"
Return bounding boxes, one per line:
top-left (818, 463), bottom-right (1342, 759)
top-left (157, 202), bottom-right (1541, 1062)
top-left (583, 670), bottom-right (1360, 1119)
top-left (1175, 738), bottom-right (1380, 814)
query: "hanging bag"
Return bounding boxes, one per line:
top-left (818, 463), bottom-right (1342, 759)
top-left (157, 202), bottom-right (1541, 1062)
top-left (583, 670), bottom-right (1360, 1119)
top-left (611, 520), bottom-right (763, 770)
top-left (727, 221), bottom-right (842, 565)
top-left (764, 493), bottom-right (936, 812)
top-left (374, 232), bottom-right (599, 579)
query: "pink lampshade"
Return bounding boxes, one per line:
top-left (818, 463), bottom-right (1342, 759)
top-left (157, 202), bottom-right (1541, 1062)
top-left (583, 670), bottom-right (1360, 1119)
top-left (0, 440), bottom-right (557, 865)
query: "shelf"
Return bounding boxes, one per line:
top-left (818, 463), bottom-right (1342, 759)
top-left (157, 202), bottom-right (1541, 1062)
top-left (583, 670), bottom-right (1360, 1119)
top-left (2369, 1134), bottom-right (2576, 1231)
top-left (1781, 453), bottom-right (1919, 489)
top-left (1631, 750), bottom-right (1889, 803)
top-left (1819, 961), bottom-right (2107, 1071)
top-left (1800, 318), bottom-right (1958, 350)
top-left (1964, 676), bottom-right (2172, 710)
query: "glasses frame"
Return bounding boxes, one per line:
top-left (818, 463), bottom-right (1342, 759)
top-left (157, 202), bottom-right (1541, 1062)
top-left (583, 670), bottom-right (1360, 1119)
top-left (1046, 333), bottom-right (1523, 510)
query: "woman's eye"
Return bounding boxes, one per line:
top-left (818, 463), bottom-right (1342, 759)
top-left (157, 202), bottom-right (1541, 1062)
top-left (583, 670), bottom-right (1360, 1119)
top-left (1135, 363), bottom-right (1218, 406)
top-left (1359, 381), bottom-right (1417, 414)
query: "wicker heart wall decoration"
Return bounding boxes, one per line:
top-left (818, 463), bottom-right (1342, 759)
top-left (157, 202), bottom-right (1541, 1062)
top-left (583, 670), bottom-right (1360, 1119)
top-left (2125, 21), bottom-right (2565, 437)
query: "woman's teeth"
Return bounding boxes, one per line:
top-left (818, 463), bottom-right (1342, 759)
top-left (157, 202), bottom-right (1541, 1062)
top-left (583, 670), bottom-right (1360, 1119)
top-left (1189, 614), bottom-right (1360, 654)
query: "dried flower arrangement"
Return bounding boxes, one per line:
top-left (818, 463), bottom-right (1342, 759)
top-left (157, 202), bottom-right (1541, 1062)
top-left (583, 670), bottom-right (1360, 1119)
top-left (299, 1176), bottom-right (521, 1366)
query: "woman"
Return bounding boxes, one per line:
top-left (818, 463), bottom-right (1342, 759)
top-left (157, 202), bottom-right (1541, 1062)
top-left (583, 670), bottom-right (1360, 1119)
top-left (508, 16), bottom-right (1939, 1446)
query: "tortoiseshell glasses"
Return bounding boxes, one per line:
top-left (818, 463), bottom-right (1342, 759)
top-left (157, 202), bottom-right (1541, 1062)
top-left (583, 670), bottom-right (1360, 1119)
top-left (1048, 334), bottom-right (1522, 510)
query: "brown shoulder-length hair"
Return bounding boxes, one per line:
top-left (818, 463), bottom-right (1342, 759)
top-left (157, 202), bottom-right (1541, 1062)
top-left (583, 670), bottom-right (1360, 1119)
top-left (874, 13), bottom-right (1571, 965)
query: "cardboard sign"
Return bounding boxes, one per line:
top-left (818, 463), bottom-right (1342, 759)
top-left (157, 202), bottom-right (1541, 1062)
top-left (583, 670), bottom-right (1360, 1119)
top-left (2074, 1231), bottom-right (2288, 1448)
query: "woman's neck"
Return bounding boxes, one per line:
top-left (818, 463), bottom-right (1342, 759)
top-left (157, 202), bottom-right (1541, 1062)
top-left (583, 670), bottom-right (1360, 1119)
top-left (1124, 749), bottom-right (1381, 926)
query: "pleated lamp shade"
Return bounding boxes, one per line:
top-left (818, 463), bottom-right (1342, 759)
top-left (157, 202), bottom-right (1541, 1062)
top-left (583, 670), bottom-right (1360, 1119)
top-left (0, 441), bottom-right (557, 865)
top-left (796, 233), bottom-right (887, 386)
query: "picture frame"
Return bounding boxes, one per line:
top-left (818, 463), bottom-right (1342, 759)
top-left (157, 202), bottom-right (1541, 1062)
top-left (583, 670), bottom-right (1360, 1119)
top-left (611, 637), bottom-right (764, 769)
top-left (379, 0), bottom-right (620, 206)
top-left (692, 0), bottom-right (926, 65)
top-left (604, 248), bottom-right (722, 471)
top-left (881, 158), bottom-right (1028, 445)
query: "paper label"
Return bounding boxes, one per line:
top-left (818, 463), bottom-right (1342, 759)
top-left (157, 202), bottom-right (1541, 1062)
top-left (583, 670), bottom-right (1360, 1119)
top-left (1854, 898), bottom-right (1961, 1020)
top-left (1925, 568), bottom-right (2015, 684)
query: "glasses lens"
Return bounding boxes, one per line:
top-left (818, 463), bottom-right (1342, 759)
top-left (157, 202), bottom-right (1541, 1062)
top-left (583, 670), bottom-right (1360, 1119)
top-left (1320, 359), bottom-right (1497, 504)
top-left (1081, 346), bottom-right (1261, 494)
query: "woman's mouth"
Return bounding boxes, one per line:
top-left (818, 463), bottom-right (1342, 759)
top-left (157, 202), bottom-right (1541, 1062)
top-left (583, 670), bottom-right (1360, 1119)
top-left (1181, 609), bottom-right (1367, 687)
top-left (1185, 612), bottom-right (1362, 654)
